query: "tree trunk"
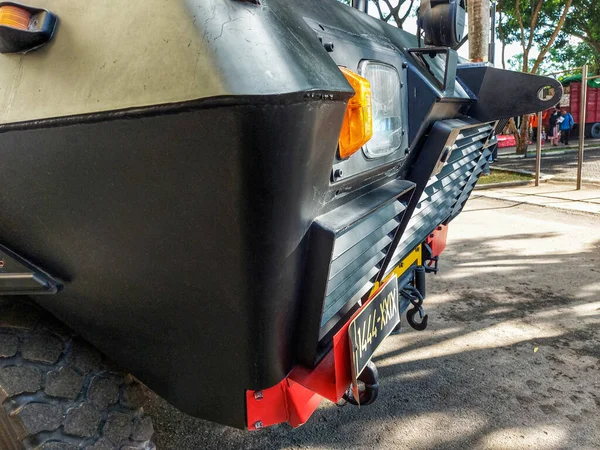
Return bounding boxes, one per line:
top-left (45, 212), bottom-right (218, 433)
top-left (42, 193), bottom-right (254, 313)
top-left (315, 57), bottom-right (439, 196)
top-left (515, 115), bottom-right (530, 155)
top-left (468, 0), bottom-right (490, 62)
top-left (507, 116), bottom-right (529, 155)
top-left (498, 6), bottom-right (506, 69)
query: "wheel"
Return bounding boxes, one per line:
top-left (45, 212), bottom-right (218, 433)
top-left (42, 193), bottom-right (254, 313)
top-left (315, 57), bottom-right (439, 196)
top-left (590, 123), bottom-right (600, 139)
top-left (0, 297), bottom-right (155, 450)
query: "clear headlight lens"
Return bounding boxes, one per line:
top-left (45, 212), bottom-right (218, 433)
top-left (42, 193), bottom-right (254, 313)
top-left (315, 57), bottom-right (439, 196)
top-left (359, 61), bottom-right (403, 159)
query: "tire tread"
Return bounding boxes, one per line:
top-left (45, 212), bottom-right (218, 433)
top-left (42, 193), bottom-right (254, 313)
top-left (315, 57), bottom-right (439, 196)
top-left (0, 298), bottom-right (155, 450)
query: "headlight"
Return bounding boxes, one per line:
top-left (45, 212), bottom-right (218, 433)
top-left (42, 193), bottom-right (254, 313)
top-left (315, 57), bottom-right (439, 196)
top-left (359, 61), bottom-right (403, 159)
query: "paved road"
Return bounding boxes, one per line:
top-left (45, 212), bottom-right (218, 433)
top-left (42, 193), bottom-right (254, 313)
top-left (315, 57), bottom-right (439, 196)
top-left (496, 138), bottom-right (600, 157)
top-left (145, 197), bottom-right (600, 450)
top-left (494, 148), bottom-right (600, 182)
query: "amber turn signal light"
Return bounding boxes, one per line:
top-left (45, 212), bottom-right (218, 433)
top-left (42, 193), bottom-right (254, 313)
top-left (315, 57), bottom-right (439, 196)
top-left (338, 67), bottom-right (373, 159)
top-left (0, 5), bottom-right (31, 30)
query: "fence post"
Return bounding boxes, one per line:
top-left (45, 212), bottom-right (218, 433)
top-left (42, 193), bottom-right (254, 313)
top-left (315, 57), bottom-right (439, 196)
top-left (577, 64), bottom-right (588, 190)
top-left (535, 111), bottom-right (542, 186)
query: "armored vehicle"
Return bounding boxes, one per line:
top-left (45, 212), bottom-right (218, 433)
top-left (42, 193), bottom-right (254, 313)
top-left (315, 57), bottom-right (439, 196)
top-left (0, 0), bottom-right (561, 448)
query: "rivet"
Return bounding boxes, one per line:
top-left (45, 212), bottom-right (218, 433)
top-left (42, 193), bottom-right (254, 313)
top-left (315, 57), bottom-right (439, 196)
top-left (254, 421), bottom-right (263, 429)
top-left (254, 391), bottom-right (264, 400)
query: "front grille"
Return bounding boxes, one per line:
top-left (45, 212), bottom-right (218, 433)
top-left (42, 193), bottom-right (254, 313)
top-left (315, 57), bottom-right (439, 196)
top-left (387, 122), bottom-right (494, 269)
top-left (320, 199), bottom-right (404, 327)
top-left (298, 179), bottom-right (413, 350)
top-left (299, 179), bottom-right (414, 365)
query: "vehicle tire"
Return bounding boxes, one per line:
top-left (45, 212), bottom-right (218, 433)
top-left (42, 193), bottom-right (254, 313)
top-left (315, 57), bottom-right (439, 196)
top-left (0, 297), bottom-right (155, 450)
top-left (590, 122), bottom-right (600, 139)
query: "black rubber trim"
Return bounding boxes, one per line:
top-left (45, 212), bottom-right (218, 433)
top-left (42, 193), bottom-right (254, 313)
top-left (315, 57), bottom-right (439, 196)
top-left (0, 90), bottom-right (352, 133)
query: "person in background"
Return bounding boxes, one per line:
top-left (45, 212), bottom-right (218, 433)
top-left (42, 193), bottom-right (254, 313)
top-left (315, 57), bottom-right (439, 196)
top-left (549, 107), bottom-right (561, 146)
top-left (529, 113), bottom-right (539, 142)
top-left (559, 110), bottom-right (574, 145)
top-left (529, 110), bottom-right (548, 143)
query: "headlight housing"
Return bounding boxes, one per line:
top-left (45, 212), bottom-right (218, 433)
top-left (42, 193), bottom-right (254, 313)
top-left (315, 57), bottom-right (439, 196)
top-left (359, 61), bottom-right (403, 159)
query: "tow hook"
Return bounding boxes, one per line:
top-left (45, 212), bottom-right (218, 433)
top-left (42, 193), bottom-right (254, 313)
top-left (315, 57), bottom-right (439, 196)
top-left (342, 361), bottom-right (379, 406)
top-left (403, 285), bottom-right (428, 331)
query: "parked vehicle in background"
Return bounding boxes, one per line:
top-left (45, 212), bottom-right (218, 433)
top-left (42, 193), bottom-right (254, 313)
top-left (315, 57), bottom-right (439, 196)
top-left (552, 75), bottom-right (600, 139)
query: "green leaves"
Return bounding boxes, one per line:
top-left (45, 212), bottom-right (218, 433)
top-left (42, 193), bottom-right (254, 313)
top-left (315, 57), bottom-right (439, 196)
top-left (498, 0), bottom-right (599, 75)
top-left (497, 0), bottom-right (573, 73)
top-left (561, 0), bottom-right (600, 73)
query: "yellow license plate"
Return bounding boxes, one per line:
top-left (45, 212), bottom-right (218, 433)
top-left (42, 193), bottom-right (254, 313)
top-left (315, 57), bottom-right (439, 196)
top-left (348, 275), bottom-right (399, 385)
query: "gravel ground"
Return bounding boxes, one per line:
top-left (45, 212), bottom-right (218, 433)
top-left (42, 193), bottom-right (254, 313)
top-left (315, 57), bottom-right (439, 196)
top-left (145, 196), bottom-right (600, 450)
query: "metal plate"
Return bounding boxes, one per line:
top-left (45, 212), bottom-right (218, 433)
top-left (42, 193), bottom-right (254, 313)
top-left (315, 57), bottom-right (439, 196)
top-left (0, 245), bottom-right (60, 295)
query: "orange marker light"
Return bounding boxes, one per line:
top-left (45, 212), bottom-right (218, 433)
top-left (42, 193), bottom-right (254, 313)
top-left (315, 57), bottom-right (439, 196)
top-left (0, 5), bottom-right (31, 30)
top-left (338, 67), bottom-right (373, 159)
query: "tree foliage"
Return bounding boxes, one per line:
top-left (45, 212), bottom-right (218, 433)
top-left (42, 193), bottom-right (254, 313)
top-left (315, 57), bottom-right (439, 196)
top-left (547, 41), bottom-right (598, 73)
top-left (507, 40), bottom-right (591, 72)
top-left (561, 0), bottom-right (600, 73)
top-left (505, 0), bottom-right (599, 75)
top-left (496, 0), bottom-right (572, 154)
top-left (497, 0), bottom-right (572, 74)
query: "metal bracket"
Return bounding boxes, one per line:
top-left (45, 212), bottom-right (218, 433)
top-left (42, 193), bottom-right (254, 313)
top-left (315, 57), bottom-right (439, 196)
top-left (456, 64), bottom-right (563, 121)
top-left (407, 47), bottom-right (458, 93)
top-left (422, 242), bottom-right (440, 274)
top-left (0, 245), bottom-right (61, 295)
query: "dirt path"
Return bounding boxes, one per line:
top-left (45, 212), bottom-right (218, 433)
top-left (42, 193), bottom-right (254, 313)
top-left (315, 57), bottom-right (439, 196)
top-left (145, 196), bottom-right (600, 450)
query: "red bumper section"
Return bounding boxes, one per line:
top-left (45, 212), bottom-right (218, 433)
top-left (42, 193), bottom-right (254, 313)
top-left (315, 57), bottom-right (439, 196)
top-left (246, 311), bottom-right (355, 430)
top-left (426, 224), bottom-right (448, 258)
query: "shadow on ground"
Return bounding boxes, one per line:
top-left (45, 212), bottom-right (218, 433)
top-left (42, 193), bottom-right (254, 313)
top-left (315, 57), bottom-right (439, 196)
top-left (145, 200), bottom-right (600, 450)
